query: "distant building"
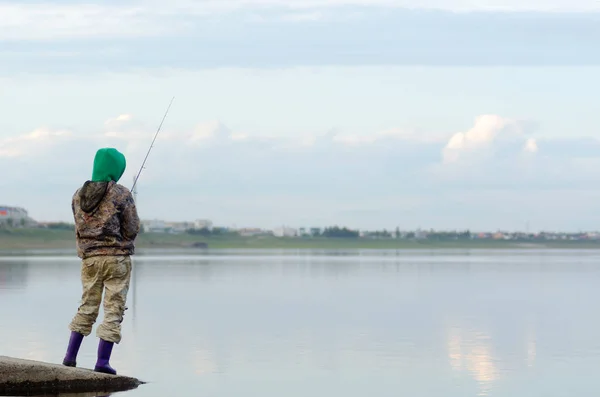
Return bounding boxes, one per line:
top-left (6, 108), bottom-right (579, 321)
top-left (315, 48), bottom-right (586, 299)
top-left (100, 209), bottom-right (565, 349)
top-left (493, 232), bottom-right (505, 240)
top-left (273, 226), bottom-right (297, 238)
top-left (141, 219), bottom-right (195, 234)
top-left (167, 222), bottom-right (194, 234)
top-left (141, 219), bottom-right (168, 233)
top-left (414, 230), bottom-right (428, 240)
top-left (0, 205), bottom-right (36, 227)
top-left (194, 219), bottom-right (213, 231)
top-left (587, 232), bottom-right (600, 240)
top-left (237, 228), bottom-right (270, 237)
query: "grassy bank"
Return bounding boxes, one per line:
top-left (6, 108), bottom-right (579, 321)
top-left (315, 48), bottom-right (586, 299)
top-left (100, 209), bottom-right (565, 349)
top-left (2, 228), bottom-right (600, 250)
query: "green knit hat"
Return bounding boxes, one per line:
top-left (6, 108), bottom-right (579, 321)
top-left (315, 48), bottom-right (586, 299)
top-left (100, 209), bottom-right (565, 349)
top-left (91, 148), bottom-right (126, 182)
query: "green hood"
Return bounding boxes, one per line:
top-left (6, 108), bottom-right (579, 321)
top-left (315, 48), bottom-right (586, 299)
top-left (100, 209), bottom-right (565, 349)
top-left (91, 148), bottom-right (126, 182)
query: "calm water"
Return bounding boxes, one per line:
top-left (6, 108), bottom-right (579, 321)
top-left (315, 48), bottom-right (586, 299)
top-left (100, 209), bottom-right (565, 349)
top-left (2, 249), bottom-right (600, 396)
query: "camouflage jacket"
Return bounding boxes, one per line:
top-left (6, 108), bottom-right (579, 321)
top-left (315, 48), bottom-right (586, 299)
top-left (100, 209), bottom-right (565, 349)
top-left (72, 180), bottom-right (140, 259)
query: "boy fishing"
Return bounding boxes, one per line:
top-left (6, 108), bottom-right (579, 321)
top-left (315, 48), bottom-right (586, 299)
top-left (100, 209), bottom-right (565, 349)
top-left (62, 148), bottom-right (140, 375)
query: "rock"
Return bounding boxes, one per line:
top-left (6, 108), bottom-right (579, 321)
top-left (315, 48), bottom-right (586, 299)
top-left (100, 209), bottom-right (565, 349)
top-left (0, 356), bottom-right (143, 396)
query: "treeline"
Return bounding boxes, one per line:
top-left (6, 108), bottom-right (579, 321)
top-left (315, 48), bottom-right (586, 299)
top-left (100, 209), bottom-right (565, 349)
top-left (298, 226), bottom-right (360, 238)
top-left (185, 225), bottom-right (362, 238)
top-left (183, 226), bottom-right (472, 239)
top-left (44, 222), bottom-right (75, 231)
top-left (185, 227), bottom-right (237, 236)
top-left (420, 230), bottom-right (472, 240)
top-left (320, 226), bottom-right (360, 238)
top-left (304, 228), bottom-right (474, 240)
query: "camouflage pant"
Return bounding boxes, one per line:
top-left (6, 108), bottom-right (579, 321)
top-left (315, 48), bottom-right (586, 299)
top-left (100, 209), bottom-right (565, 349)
top-left (69, 255), bottom-right (132, 344)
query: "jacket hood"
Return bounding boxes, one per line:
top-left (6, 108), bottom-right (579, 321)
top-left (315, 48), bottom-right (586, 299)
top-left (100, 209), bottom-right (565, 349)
top-left (79, 181), bottom-right (110, 213)
top-left (91, 148), bottom-right (126, 183)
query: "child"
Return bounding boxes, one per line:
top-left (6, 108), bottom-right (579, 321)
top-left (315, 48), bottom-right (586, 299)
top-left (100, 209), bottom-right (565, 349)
top-left (62, 148), bottom-right (140, 375)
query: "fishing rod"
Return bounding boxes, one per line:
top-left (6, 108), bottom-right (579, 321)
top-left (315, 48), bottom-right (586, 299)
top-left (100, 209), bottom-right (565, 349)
top-left (129, 96), bottom-right (174, 331)
top-left (131, 96), bottom-right (175, 192)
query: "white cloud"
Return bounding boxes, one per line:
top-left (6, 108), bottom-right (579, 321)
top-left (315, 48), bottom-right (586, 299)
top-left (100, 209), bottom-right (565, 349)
top-left (0, 113), bottom-right (563, 180)
top-left (0, 1), bottom-right (597, 40)
top-left (441, 115), bottom-right (528, 164)
top-left (168, 0), bottom-right (600, 12)
top-left (333, 128), bottom-right (449, 146)
top-left (524, 138), bottom-right (538, 153)
top-left (0, 128), bottom-right (72, 158)
top-left (279, 11), bottom-right (324, 21)
top-left (189, 121), bottom-right (232, 142)
top-left (2, 114), bottom-right (600, 229)
top-left (105, 114), bottom-right (133, 126)
top-left (0, 4), bottom-right (185, 40)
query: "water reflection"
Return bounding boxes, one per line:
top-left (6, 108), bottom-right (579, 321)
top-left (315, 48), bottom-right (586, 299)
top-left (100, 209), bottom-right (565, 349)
top-left (2, 250), bottom-right (600, 396)
top-left (0, 260), bottom-right (28, 290)
top-left (191, 348), bottom-right (219, 375)
top-left (447, 327), bottom-right (498, 396)
top-left (526, 323), bottom-right (537, 368)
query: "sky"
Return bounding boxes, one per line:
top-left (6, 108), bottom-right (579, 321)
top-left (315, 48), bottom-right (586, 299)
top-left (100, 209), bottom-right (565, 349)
top-left (1, 0), bottom-right (600, 231)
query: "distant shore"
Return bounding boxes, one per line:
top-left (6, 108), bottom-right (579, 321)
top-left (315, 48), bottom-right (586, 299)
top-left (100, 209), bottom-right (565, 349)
top-left (1, 228), bottom-right (600, 251)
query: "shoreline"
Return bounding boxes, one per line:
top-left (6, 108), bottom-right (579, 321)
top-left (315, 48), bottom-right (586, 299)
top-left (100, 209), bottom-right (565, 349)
top-left (0, 356), bottom-right (142, 396)
top-left (2, 229), bottom-right (600, 251)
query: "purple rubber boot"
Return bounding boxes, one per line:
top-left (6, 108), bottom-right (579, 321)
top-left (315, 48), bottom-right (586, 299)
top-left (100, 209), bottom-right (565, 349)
top-left (62, 331), bottom-right (84, 367)
top-left (94, 339), bottom-right (117, 375)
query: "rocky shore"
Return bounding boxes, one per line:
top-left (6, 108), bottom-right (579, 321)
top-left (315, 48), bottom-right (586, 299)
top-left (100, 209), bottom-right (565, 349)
top-left (0, 356), bottom-right (143, 396)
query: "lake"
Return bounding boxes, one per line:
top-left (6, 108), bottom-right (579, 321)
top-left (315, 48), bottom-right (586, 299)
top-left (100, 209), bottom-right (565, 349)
top-left (1, 248), bottom-right (600, 396)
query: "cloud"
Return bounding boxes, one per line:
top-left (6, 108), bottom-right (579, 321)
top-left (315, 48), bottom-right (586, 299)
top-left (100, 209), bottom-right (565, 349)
top-left (0, 128), bottom-right (72, 158)
top-left (441, 115), bottom-right (531, 164)
top-left (1, 113), bottom-right (600, 229)
top-left (104, 114), bottom-right (133, 127)
top-left (1, 5), bottom-right (599, 74)
top-left (523, 138), bottom-right (538, 153)
top-left (189, 121), bottom-right (233, 143)
top-left (0, 114), bottom-right (451, 195)
top-left (0, 113), bottom-right (588, 188)
top-left (1, 1), bottom-right (600, 42)
top-left (333, 128), bottom-right (448, 146)
top-left (0, 4), bottom-right (179, 40)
